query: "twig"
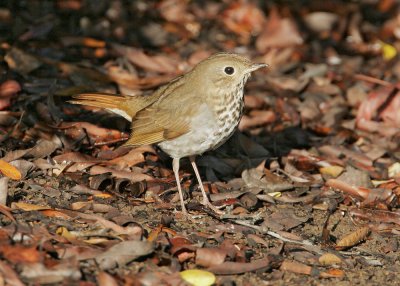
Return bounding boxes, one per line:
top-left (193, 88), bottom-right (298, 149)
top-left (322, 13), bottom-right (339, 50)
top-left (354, 74), bottom-right (392, 87)
top-left (234, 220), bottom-right (317, 247)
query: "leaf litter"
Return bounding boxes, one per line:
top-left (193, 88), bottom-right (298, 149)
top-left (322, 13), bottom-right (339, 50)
top-left (0, 1), bottom-right (400, 285)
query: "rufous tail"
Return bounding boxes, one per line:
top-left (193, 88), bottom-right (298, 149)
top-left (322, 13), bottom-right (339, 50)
top-left (70, 93), bottom-right (132, 120)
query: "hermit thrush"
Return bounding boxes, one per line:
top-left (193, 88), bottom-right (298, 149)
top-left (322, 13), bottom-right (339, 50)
top-left (70, 53), bottom-right (267, 214)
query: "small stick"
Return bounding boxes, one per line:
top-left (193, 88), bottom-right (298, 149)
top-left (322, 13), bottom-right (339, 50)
top-left (354, 74), bottom-right (392, 87)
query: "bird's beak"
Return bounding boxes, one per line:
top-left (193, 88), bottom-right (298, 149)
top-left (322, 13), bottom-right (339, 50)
top-left (246, 63), bottom-right (268, 73)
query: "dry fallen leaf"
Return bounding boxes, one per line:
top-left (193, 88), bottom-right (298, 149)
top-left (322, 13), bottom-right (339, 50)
top-left (180, 269), bottom-right (216, 286)
top-left (20, 260), bottom-right (81, 284)
top-left (318, 253), bottom-right (342, 265)
top-left (336, 227), bottom-right (371, 250)
top-left (222, 1), bottom-right (266, 43)
top-left (11, 202), bottom-right (50, 211)
top-left (95, 240), bottom-right (155, 270)
top-left (319, 165), bottom-right (344, 178)
top-left (0, 159), bottom-right (22, 180)
top-left (256, 8), bottom-right (303, 52)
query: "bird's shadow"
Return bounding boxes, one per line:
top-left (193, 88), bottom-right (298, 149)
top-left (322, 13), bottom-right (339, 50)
top-left (182, 126), bottom-right (311, 182)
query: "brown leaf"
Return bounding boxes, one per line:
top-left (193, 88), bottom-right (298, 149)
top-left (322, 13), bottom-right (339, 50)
top-left (207, 255), bottom-right (281, 275)
top-left (268, 209), bottom-right (309, 231)
top-left (336, 227), bottom-right (371, 250)
top-left (0, 244), bottom-right (42, 263)
top-left (11, 202), bottom-right (50, 211)
top-left (238, 110), bottom-right (276, 130)
top-left (326, 179), bottom-right (369, 200)
top-left (40, 209), bottom-right (73, 220)
top-left (158, 0), bottom-right (200, 39)
top-left (0, 97), bottom-right (11, 110)
top-left (107, 146), bottom-right (155, 169)
top-left (356, 86), bottom-right (388, 121)
top-left (74, 211), bottom-right (143, 238)
top-left (97, 271), bottom-right (119, 286)
top-left (256, 8), bottom-right (303, 52)
top-left (20, 259), bottom-right (81, 284)
top-left (53, 152), bottom-right (103, 164)
top-left (0, 80), bottom-right (21, 97)
top-left (196, 247), bottom-right (227, 267)
top-left (112, 44), bottom-right (181, 74)
top-left (1, 149), bottom-right (31, 162)
top-left (320, 268), bottom-right (345, 278)
top-left (280, 260), bottom-right (312, 275)
top-left (242, 168), bottom-right (292, 193)
top-left (170, 236), bottom-right (196, 256)
top-left (26, 138), bottom-right (62, 159)
top-left (0, 203), bottom-right (15, 222)
top-left (95, 240), bottom-right (154, 270)
top-left (380, 91), bottom-right (400, 127)
top-left (9, 160), bottom-right (36, 179)
top-left (89, 165), bottom-right (154, 182)
top-left (59, 122), bottom-right (129, 143)
top-left (222, 1), bottom-right (266, 42)
top-left (4, 47), bottom-right (42, 74)
top-left (0, 261), bottom-right (25, 286)
top-left (57, 245), bottom-right (102, 261)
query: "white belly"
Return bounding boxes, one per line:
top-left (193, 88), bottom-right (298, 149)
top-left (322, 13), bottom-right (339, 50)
top-left (158, 103), bottom-right (237, 159)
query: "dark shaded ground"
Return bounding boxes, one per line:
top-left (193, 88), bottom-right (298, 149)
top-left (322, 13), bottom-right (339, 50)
top-left (0, 1), bottom-right (399, 285)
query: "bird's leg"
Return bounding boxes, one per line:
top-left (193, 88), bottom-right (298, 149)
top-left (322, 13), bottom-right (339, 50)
top-left (189, 156), bottom-right (223, 214)
top-left (172, 158), bottom-right (188, 214)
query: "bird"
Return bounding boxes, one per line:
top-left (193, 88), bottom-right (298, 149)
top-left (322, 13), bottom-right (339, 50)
top-left (70, 52), bottom-right (267, 214)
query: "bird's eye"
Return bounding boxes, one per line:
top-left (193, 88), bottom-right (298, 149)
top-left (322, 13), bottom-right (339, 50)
top-left (224, 66), bottom-right (235, 75)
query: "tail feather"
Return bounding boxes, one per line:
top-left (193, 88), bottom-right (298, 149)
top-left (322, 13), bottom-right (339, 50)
top-left (70, 93), bottom-right (133, 120)
top-left (70, 93), bottom-right (126, 109)
top-left (70, 92), bottom-right (160, 123)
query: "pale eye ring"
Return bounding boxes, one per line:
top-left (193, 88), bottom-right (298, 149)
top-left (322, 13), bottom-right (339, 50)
top-left (224, 66), bottom-right (235, 75)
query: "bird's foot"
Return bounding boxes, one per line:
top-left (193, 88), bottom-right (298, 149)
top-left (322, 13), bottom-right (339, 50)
top-left (201, 198), bottom-right (224, 215)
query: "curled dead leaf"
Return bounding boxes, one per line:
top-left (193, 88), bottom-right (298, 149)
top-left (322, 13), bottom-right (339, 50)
top-left (318, 253), bottom-right (342, 265)
top-left (336, 227), bottom-right (370, 250)
top-left (0, 159), bottom-right (22, 180)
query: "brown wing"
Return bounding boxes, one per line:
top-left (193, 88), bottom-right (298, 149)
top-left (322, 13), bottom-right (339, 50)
top-left (71, 74), bottom-right (196, 147)
top-left (124, 76), bottom-right (198, 146)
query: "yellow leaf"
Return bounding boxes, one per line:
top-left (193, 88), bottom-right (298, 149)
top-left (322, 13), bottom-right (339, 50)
top-left (319, 165), bottom-right (344, 178)
top-left (268, 192), bottom-right (282, 197)
top-left (56, 226), bottom-right (77, 240)
top-left (0, 159), bottom-right (22, 180)
top-left (380, 40), bottom-right (397, 61)
top-left (12, 202), bottom-right (50, 211)
top-left (180, 269), bottom-right (216, 286)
